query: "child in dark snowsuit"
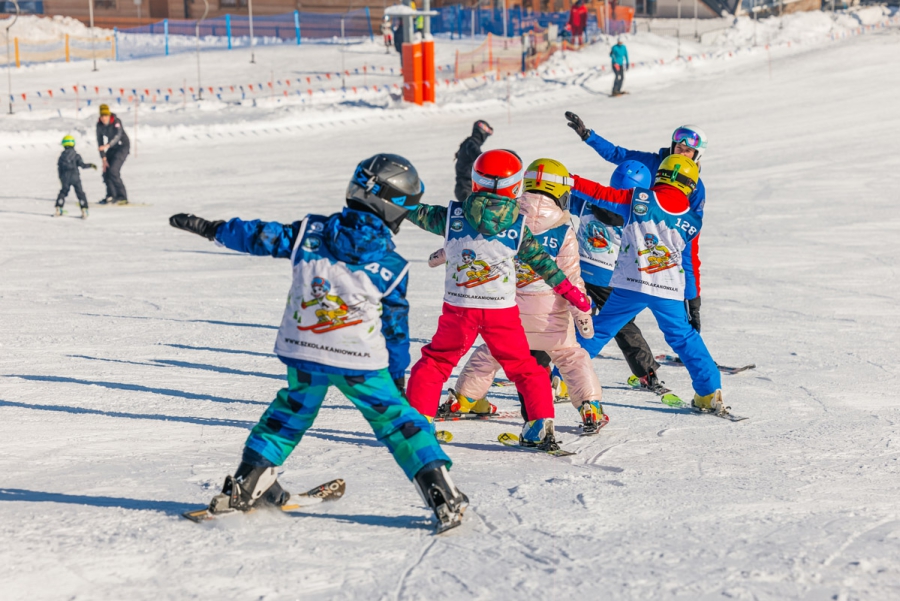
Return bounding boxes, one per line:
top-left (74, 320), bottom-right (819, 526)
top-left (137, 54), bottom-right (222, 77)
top-left (55, 135), bottom-right (96, 219)
top-left (169, 154), bottom-right (468, 533)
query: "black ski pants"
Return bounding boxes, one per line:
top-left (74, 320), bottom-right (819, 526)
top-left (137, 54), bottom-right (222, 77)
top-left (586, 283), bottom-right (659, 378)
top-left (103, 150), bottom-right (129, 201)
top-left (57, 176), bottom-right (88, 209)
top-left (612, 65), bottom-right (625, 95)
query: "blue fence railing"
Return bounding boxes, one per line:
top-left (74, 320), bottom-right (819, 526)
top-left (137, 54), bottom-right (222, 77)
top-left (114, 8), bottom-right (374, 61)
top-left (1, 1), bottom-right (43, 13)
top-left (429, 6), bottom-right (591, 38)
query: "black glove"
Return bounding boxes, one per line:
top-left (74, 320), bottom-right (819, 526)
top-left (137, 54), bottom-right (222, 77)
top-left (393, 376), bottom-right (407, 398)
top-left (169, 213), bottom-right (224, 241)
top-left (89, 163), bottom-right (98, 170)
top-left (565, 111), bottom-right (591, 141)
top-left (686, 297), bottom-right (702, 333)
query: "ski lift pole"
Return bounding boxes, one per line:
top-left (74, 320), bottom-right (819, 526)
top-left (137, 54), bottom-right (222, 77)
top-left (248, 0), bottom-right (255, 63)
top-left (88, 0), bottom-right (98, 71)
top-left (196, 0), bottom-right (209, 100)
top-left (5, 0), bottom-right (19, 115)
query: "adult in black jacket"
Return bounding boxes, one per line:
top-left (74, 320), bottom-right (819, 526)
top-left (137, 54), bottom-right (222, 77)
top-left (96, 104), bottom-right (130, 204)
top-left (453, 120), bottom-right (493, 202)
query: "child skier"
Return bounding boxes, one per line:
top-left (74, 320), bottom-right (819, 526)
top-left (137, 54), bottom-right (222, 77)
top-left (168, 154), bottom-right (468, 533)
top-left (446, 158), bottom-right (608, 434)
top-left (55, 135), bottom-right (96, 219)
top-left (404, 149), bottom-right (592, 450)
top-left (570, 154), bottom-right (727, 414)
top-left (567, 160), bottom-right (663, 389)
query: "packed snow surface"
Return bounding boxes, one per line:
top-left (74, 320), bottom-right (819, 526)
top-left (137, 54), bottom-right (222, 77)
top-left (1, 12), bottom-right (899, 601)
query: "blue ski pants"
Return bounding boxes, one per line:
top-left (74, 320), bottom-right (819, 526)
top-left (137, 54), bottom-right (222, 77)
top-left (577, 288), bottom-right (721, 396)
top-left (244, 367), bottom-right (450, 480)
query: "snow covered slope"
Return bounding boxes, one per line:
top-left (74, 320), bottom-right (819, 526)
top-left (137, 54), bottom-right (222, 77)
top-left (1, 17), bottom-right (899, 601)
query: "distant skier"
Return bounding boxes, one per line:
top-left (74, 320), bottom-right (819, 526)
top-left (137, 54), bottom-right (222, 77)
top-left (168, 154), bottom-right (468, 533)
top-left (571, 154), bottom-right (729, 415)
top-left (381, 15), bottom-right (393, 53)
top-left (568, 0), bottom-right (589, 45)
top-left (453, 120), bottom-right (493, 202)
top-left (96, 104), bottom-right (130, 205)
top-left (444, 158), bottom-right (608, 435)
top-left (565, 113), bottom-right (707, 338)
top-left (404, 149), bottom-right (592, 451)
top-left (610, 38), bottom-right (629, 96)
top-left (54, 135), bottom-right (96, 219)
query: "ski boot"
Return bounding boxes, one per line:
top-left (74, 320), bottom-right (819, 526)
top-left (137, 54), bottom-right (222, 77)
top-left (80, 207), bottom-right (89, 220)
top-left (98, 196), bottom-right (114, 205)
top-left (632, 369), bottom-right (667, 394)
top-left (414, 464), bottom-right (468, 534)
top-left (53, 206), bottom-right (64, 217)
top-left (691, 389), bottom-right (726, 415)
top-left (444, 388), bottom-right (497, 415)
top-left (579, 400), bottom-right (609, 435)
top-left (207, 462), bottom-right (290, 515)
top-left (116, 198), bottom-right (129, 205)
top-left (551, 375), bottom-right (569, 404)
top-left (520, 418), bottom-right (560, 451)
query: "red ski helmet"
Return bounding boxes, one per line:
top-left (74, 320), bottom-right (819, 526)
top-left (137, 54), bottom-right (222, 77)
top-left (471, 149), bottom-right (524, 199)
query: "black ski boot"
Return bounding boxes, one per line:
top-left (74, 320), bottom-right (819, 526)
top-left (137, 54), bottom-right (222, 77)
top-left (208, 462), bottom-right (290, 515)
top-left (639, 369), bottom-right (667, 394)
top-left (414, 464), bottom-right (468, 534)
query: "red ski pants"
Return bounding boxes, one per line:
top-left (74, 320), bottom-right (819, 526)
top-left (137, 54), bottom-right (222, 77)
top-left (407, 303), bottom-right (554, 420)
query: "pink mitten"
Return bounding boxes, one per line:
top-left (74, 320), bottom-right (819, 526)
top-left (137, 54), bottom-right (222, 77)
top-left (553, 279), bottom-right (591, 313)
top-left (428, 248), bottom-right (447, 268)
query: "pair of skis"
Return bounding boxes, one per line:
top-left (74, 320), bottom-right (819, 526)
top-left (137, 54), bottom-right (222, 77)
top-left (182, 478), bottom-right (346, 523)
top-left (626, 375), bottom-right (749, 422)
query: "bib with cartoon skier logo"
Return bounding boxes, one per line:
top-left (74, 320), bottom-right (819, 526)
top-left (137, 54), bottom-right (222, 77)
top-left (275, 214), bottom-right (409, 371)
top-left (515, 223), bottom-right (568, 293)
top-left (570, 195), bottom-right (622, 287)
top-left (610, 188), bottom-right (702, 300)
top-left (443, 200), bottom-right (525, 309)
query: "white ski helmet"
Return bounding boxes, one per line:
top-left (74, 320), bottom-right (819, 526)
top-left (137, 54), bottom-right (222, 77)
top-left (671, 125), bottom-right (708, 161)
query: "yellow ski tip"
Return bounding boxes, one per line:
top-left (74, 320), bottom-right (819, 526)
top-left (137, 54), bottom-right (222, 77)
top-left (436, 430), bottom-right (453, 443)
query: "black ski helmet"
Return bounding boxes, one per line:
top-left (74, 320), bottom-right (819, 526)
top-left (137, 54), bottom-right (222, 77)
top-left (346, 154), bottom-right (424, 233)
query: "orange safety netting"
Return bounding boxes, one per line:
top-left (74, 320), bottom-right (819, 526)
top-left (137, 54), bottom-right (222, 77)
top-left (13, 35), bottom-right (114, 67)
top-left (596, 4), bottom-right (634, 35)
top-left (454, 33), bottom-right (524, 80)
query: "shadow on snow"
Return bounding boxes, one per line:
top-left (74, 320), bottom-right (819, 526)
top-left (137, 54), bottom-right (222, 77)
top-left (0, 487), bottom-right (190, 516)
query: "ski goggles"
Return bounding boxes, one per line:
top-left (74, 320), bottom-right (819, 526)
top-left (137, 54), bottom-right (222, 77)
top-left (475, 121), bottom-right (494, 135)
top-left (672, 127), bottom-right (704, 150)
top-left (471, 168), bottom-right (524, 192)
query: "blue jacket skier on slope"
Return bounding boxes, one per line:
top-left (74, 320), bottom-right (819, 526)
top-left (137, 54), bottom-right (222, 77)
top-left (609, 38), bottom-right (629, 96)
top-left (168, 154), bottom-right (468, 533)
top-left (565, 113), bottom-right (708, 331)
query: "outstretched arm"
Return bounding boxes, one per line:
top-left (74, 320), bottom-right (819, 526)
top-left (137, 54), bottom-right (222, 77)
top-left (381, 274), bottom-right (411, 382)
top-left (405, 204), bottom-right (448, 236)
top-left (583, 131), bottom-right (658, 165)
top-left (572, 174), bottom-right (632, 220)
top-left (169, 214), bottom-right (300, 259)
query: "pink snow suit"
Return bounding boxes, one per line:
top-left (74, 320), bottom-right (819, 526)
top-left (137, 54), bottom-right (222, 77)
top-left (454, 192), bottom-right (603, 407)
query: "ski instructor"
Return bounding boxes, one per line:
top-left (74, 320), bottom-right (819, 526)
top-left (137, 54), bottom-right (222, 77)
top-left (564, 113), bottom-right (707, 332)
top-left (96, 104), bottom-right (130, 205)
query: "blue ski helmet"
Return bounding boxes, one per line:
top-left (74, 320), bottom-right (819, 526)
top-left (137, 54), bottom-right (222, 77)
top-left (462, 249), bottom-right (476, 261)
top-left (644, 233), bottom-right (659, 247)
top-left (609, 160), bottom-right (652, 190)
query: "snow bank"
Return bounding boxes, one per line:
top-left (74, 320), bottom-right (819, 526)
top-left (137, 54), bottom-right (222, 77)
top-left (0, 15), bottom-right (111, 43)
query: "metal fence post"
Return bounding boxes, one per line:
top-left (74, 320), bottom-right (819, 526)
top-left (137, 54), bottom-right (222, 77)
top-left (365, 7), bottom-right (373, 41)
top-left (294, 10), bottom-right (301, 45)
top-left (114, 27), bottom-right (119, 61)
top-left (226, 14), bottom-right (231, 49)
top-left (164, 19), bottom-right (169, 55)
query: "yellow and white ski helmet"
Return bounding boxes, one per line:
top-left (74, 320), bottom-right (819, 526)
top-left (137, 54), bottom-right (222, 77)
top-left (655, 154), bottom-right (699, 196)
top-left (523, 158), bottom-right (573, 208)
